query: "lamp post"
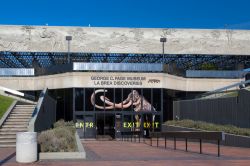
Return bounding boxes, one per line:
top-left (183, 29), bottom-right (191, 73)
top-left (160, 37), bottom-right (167, 64)
top-left (66, 36), bottom-right (72, 64)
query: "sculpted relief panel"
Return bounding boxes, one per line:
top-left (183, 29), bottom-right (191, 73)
top-left (0, 25), bottom-right (250, 54)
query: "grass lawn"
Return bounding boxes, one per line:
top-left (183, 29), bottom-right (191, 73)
top-left (0, 95), bottom-right (14, 119)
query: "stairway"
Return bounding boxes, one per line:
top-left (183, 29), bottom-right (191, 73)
top-left (0, 104), bottom-right (35, 147)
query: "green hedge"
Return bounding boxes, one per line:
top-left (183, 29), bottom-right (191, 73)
top-left (38, 120), bottom-right (77, 152)
top-left (165, 119), bottom-right (250, 136)
top-left (0, 95), bottom-right (14, 119)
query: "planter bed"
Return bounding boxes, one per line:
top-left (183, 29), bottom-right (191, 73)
top-left (39, 132), bottom-right (86, 160)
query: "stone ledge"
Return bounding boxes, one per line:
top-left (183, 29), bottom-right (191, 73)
top-left (39, 152), bottom-right (86, 160)
top-left (39, 132), bottom-right (86, 160)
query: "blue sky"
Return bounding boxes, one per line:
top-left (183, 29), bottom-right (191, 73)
top-left (0, 0), bottom-right (250, 29)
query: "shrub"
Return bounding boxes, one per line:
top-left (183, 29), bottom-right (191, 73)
top-left (165, 119), bottom-right (250, 136)
top-left (53, 119), bottom-right (75, 128)
top-left (38, 120), bottom-right (77, 152)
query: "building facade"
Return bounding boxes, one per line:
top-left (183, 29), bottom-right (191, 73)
top-left (0, 25), bottom-right (250, 138)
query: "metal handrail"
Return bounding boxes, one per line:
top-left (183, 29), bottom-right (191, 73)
top-left (0, 85), bottom-right (36, 102)
top-left (197, 79), bottom-right (250, 98)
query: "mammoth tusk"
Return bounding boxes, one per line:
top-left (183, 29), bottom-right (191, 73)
top-left (121, 100), bottom-right (133, 108)
top-left (99, 96), bottom-right (133, 109)
top-left (91, 89), bottom-right (114, 110)
top-left (91, 89), bottom-right (133, 110)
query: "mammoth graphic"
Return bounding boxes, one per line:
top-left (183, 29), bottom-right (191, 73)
top-left (91, 89), bottom-right (156, 125)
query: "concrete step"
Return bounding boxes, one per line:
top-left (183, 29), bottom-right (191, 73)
top-left (13, 107), bottom-right (34, 109)
top-left (14, 106), bottom-right (35, 108)
top-left (12, 109), bottom-right (34, 111)
top-left (8, 115), bottom-right (31, 118)
top-left (12, 108), bottom-right (34, 111)
top-left (0, 132), bottom-right (26, 135)
top-left (0, 128), bottom-right (27, 132)
top-left (0, 144), bottom-right (15, 148)
top-left (13, 109), bottom-right (35, 111)
top-left (11, 109), bottom-right (34, 113)
top-left (0, 135), bottom-right (16, 139)
top-left (14, 106), bottom-right (35, 109)
top-left (0, 132), bottom-right (17, 135)
top-left (11, 110), bottom-right (33, 113)
top-left (12, 111), bottom-right (34, 113)
top-left (0, 140), bottom-right (16, 144)
top-left (15, 105), bottom-right (35, 107)
top-left (2, 125), bottom-right (27, 128)
top-left (9, 113), bottom-right (31, 116)
top-left (6, 119), bottom-right (30, 122)
top-left (9, 115), bottom-right (32, 118)
top-left (10, 114), bottom-right (33, 116)
top-left (7, 117), bottom-right (31, 119)
top-left (14, 107), bottom-right (35, 109)
top-left (15, 105), bottom-right (36, 107)
top-left (3, 121), bottom-right (28, 125)
top-left (10, 111), bottom-right (32, 114)
top-left (10, 112), bottom-right (32, 115)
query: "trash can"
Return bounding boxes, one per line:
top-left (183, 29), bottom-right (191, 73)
top-left (16, 132), bottom-right (37, 163)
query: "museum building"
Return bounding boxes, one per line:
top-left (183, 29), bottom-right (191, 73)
top-left (0, 25), bottom-right (250, 138)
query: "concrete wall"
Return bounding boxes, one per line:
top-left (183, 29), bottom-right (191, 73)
top-left (0, 72), bottom-right (243, 92)
top-left (28, 89), bottom-right (57, 132)
top-left (173, 89), bottom-right (250, 128)
top-left (0, 25), bottom-right (250, 55)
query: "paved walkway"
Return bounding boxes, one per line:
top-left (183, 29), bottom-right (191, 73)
top-left (1, 139), bottom-right (250, 165)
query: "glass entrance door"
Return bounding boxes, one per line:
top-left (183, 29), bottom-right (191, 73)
top-left (75, 115), bottom-right (96, 139)
top-left (96, 113), bottom-right (115, 139)
top-left (104, 114), bottom-right (115, 138)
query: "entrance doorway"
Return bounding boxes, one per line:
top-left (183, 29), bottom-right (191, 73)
top-left (96, 114), bottom-right (115, 140)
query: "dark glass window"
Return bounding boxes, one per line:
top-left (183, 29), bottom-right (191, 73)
top-left (142, 88), bottom-right (152, 112)
top-left (114, 88), bottom-right (122, 111)
top-left (65, 89), bottom-right (73, 121)
top-left (75, 88), bottom-right (84, 111)
top-left (153, 89), bottom-right (161, 112)
top-left (56, 89), bottom-right (65, 120)
top-left (122, 89), bottom-right (133, 111)
top-left (85, 88), bottom-right (94, 111)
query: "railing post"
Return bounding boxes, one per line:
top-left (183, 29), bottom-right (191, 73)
top-left (185, 138), bottom-right (188, 152)
top-left (174, 137), bottom-right (176, 150)
top-left (218, 140), bottom-right (220, 157)
top-left (200, 139), bottom-right (202, 154)
top-left (165, 136), bottom-right (166, 149)
top-left (157, 136), bottom-right (159, 147)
